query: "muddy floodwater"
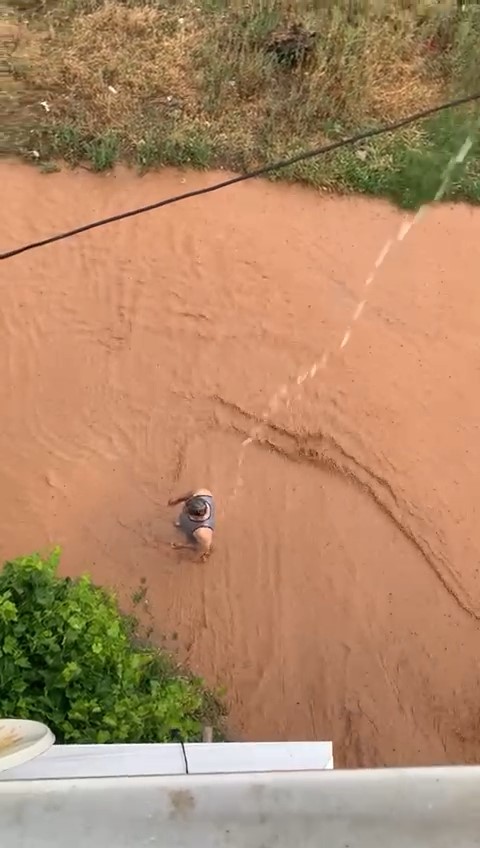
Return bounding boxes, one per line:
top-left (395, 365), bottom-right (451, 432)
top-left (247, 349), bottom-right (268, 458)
top-left (2, 162), bottom-right (480, 767)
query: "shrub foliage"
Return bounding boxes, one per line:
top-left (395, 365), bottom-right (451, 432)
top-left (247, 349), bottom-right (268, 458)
top-left (0, 551), bottom-right (214, 743)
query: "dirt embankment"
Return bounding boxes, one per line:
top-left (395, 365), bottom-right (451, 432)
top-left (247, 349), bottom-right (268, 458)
top-left (2, 162), bottom-right (480, 767)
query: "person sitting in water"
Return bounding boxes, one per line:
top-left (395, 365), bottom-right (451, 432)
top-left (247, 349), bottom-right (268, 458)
top-left (168, 488), bottom-right (215, 561)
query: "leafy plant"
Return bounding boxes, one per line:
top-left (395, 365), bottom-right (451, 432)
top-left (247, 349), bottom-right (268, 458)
top-left (0, 550), bottom-right (221, 743)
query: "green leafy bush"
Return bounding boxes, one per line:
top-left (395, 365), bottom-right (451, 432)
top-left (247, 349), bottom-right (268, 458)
top-left (0, 550), bottom-right (219, 743)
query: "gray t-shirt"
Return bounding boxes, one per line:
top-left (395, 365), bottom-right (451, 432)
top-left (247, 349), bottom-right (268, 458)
top-left (179, 495), bottom-right (215, 541)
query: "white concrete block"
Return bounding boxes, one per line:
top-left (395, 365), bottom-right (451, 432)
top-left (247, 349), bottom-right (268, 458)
top-left (184, 741), bottom-right (334, 774)
top-left (0, 743), bottom-right (186, 780)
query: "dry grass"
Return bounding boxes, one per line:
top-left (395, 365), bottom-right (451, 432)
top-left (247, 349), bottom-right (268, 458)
top-left (35, 4), bottom-right (200, 134)
top-left (1, 10), bottom-right (44, 152)
top-left (26, 2), bottom-right (446, 140)
top-left (2, 0), bottom-right (480, 205)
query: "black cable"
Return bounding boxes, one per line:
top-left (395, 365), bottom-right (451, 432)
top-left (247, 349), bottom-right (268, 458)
top-left (2, 91), bottom-right (479, 262)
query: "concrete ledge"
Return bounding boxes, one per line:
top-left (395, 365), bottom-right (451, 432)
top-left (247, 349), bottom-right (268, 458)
top-left (2, 767), bottom-right (480, 848)
top-left (0, 741), bottom-right (333, 781)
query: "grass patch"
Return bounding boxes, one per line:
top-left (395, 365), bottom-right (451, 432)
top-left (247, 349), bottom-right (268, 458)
top-left (2, 0), bottom-right (480, 205)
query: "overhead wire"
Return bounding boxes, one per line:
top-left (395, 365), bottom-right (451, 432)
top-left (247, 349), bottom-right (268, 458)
top-left (1, 91), bottom-right (479, 262)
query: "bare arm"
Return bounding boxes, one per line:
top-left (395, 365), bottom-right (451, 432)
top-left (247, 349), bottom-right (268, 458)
top-left (168, 488), bottom-right (212, 506)
top-left (168, 491), bottom-right (194, 507)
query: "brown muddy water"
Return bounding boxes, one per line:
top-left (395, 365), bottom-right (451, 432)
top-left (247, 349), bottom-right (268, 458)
top-left (2, 161), bottom-right (480, 767)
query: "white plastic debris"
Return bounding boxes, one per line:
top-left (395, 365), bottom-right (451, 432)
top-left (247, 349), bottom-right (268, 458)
top-left (108, 85), bottom-right (118, 95)
top-left (40, 100), bottom-right (51, 113)
top-left (32, 150), bottom-right (40, 159)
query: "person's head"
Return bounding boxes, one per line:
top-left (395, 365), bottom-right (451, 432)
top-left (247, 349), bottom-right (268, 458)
top-left (185, 496), bottom-right (207, 518)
